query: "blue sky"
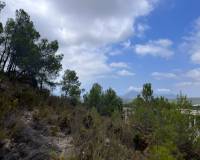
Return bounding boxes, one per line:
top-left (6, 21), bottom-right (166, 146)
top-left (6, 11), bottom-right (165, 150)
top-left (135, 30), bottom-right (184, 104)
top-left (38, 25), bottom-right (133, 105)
top-left (93, 0), bottom-right (200, 97)
top-left (2, 0), bottom-right (200, 97)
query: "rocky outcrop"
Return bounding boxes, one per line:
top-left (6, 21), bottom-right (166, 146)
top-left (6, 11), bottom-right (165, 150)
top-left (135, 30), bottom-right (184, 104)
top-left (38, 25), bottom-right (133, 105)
top-left (0, 111), bottom-right (74, 160)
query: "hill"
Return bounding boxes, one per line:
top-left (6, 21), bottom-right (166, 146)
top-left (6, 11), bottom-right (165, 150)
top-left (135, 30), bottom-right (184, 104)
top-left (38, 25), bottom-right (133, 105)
top-left (0, 77), bottom-right (200, 160)
top-left (189, 97), bottom-right (200, 105)
top-left (123, 90), bottom-right (177, 102)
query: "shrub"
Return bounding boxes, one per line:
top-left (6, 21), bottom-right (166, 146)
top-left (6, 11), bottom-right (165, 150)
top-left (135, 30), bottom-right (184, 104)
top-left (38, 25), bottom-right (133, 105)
top-left (148, 145), bottom-right (178, 160)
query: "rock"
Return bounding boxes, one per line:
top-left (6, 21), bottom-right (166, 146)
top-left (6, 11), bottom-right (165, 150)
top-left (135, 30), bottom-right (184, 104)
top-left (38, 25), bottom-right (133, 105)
top-left (23, 150), bottom-right (50, 160)
top-left (0, 110), bottom-right (75, 160)
top-left (105, 138), bottom-right (110, 146)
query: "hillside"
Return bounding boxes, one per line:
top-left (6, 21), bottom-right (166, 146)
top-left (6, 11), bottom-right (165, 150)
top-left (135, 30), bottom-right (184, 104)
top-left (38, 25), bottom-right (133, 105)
top-left (0, 3), bottom-right (200, 160)
top-left (0, 76), bottom-right (75, 159)
top-left (0, 76), bottom-right (200, 160)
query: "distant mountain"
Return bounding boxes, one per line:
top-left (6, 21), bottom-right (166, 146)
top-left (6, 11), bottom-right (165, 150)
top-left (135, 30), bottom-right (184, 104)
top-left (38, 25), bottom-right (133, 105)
top-left (122, 90), bottom-right (200, 106)
top-left (122, 90), bottom-right (139, 101)
top-left (122, 90), bottom-right (177, 102)
top-left (156, 93), bottom-right (176, 100)
top-left (188, 98), bottom-right (200, 105)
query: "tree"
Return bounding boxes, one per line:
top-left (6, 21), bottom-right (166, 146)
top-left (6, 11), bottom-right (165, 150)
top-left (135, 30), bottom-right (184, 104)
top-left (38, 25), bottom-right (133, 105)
top-left (61, 69), bottom-right (81, 105)
top-left (37, 39), bottom-right (63, 89)
top-left (84, 84), bottom-right (123, 116)
top-left (101, 88), bottom-right (123, 116)
top-left (0, 1), bottom-right (5, 12)
top-left (0, 22), bottom-right (2, 35)
top-left (0, 1), bottom-right (6, 70)
top-left (176, 92), bottom-right (192, 109)
top-left (132, 94), bottom-right (144, 107)
top-left (153, 96), bottom-right (171, 109)
top-left (0, 1), bottom-right (4, 34)
top-left (0, 18), bottom-right (15, 72)
top-left (0, 9), bottom-right (63, 88)
top-left (0, 9), bottom-right (41, 76)
top-left (142, 83), bottom-right (153, 103)
top-left (83, 83), bottom-right (103, 109)
top-left (0, 22), bottom-right (3, 47)
top-left (7, 9), bottom-right (40, 75)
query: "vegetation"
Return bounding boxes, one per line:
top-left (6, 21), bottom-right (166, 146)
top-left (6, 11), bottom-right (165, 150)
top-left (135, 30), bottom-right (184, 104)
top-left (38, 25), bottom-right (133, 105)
top-left (61, 69), bottom-right (82, 105)
top-left (83, 83), bottom-right (123, 116)
top-left (0, 2), bottom-right (200, 160)
top-left (0, 8), bottom-right (63, 88)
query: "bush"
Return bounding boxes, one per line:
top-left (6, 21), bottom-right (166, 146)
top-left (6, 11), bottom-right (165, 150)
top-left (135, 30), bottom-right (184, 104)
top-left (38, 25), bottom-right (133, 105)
top-left (149, 145), bottom-right (178, 160)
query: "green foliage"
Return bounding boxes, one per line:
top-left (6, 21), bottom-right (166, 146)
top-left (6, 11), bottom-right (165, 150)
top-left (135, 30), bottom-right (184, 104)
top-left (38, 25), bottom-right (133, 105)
top-left (153, 96), bottom-right (171, 109)
top-left (61, 69), bottom-right (81, 105)
top-left (84, 84), bottom-right (123, 116)
top-left (176, 92), bottom-right (192, 109)
top-left (101, 88), bottom-right (123, 116)
top-left (73, 108), bottom-right (133, 160)
top-left (132, 94), bottom-right (144, 107)
top-left (131, 83), bottom-right (155, 108)
top-left (15, 89), bottom-right (38, 108)
top-left (149, 144), bottom-right (178, 160)
top-left (142, 83), bottom-right (153, 103)
top-left (0, 0), bottom-right (4, 41)
top-left (0, 22), bottom-right (3, 41)
top-left (50, 126), bottom-right (60, 136)
top-left (0, 128), bottom-right (7, 141)
top-left (84, 83), bottom-right (103, 109)
top-left (37, 39), bottom-right (63, 88)
top-left (0, 9), bottom-right (63, 88)
top-left (7, 9), bottom-right (40, 74)
top-left (0, 79), bottom-right (199, 159)
top-left (9, 118), bottom-right (26, 140)
top-left (0, 18), bottom-right (15, 71)
top-left (0, 1), bottom-right (5, 12)
top-left (0, 94), bottom-right (18, 121)
top-left (130, 96), bottom-right (199, 159)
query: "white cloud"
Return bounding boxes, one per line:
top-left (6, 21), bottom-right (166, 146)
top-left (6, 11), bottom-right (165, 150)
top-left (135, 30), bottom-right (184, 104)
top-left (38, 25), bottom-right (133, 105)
top-left (151, 72), bottom-right (177, 80)
top-left (181, 17), bottom-right (200, 64)
top-left (1, 0), bottom-right (159, 84)
top-left (174, 68), bottom-right (200, 88)
top-left (175, 68), bottom-right (200, 88)
top-left (186, 68), bottom-right (200, 81)
top-left (176, 82), bottom-right (200, 88)
top-left (135, 23), bottom-right (150, 37)
top-left (156, 88), bottom-right (171, 93)
top-left (110, 62), bottom-right (128, 68)
top-left (121, 39), bottom-right (132, 49)
top-left (61, 45), bottom-right (111, 83)
top-left (108, 50), bottom-right (124, 56)
top-left (117, 69), bottom-right (135, 76)
top-left (134, 39), bottom-right (174, 58)
top-left (127, 86), bottom-right (142, 92)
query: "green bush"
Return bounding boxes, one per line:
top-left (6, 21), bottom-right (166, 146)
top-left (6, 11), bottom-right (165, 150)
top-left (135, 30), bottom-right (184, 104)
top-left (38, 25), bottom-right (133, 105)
top-left (149, 145), bottom-right (178, 160)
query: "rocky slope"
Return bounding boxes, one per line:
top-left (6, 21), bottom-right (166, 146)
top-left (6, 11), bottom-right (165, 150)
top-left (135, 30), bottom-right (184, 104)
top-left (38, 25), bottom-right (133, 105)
top-left (0, 110), bottom-right (74, 160)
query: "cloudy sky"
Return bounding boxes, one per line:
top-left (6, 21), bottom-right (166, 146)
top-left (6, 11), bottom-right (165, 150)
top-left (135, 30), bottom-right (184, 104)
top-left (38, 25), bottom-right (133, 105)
top-left (1, 0), bottom-right (200, 97)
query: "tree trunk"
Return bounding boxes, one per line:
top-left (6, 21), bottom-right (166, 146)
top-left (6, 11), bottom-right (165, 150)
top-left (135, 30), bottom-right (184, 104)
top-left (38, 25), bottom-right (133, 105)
top-left (7, 60), bottom-right (13, 73)
top-left (0, 38), bottom-right (7, 69)
top-left (2, 50), bottom-right (10, 72)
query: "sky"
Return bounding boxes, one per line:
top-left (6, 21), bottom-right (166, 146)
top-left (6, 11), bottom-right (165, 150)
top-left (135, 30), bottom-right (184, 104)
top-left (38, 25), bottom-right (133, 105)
top-left (1, 0), bottom-right (200, 97)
